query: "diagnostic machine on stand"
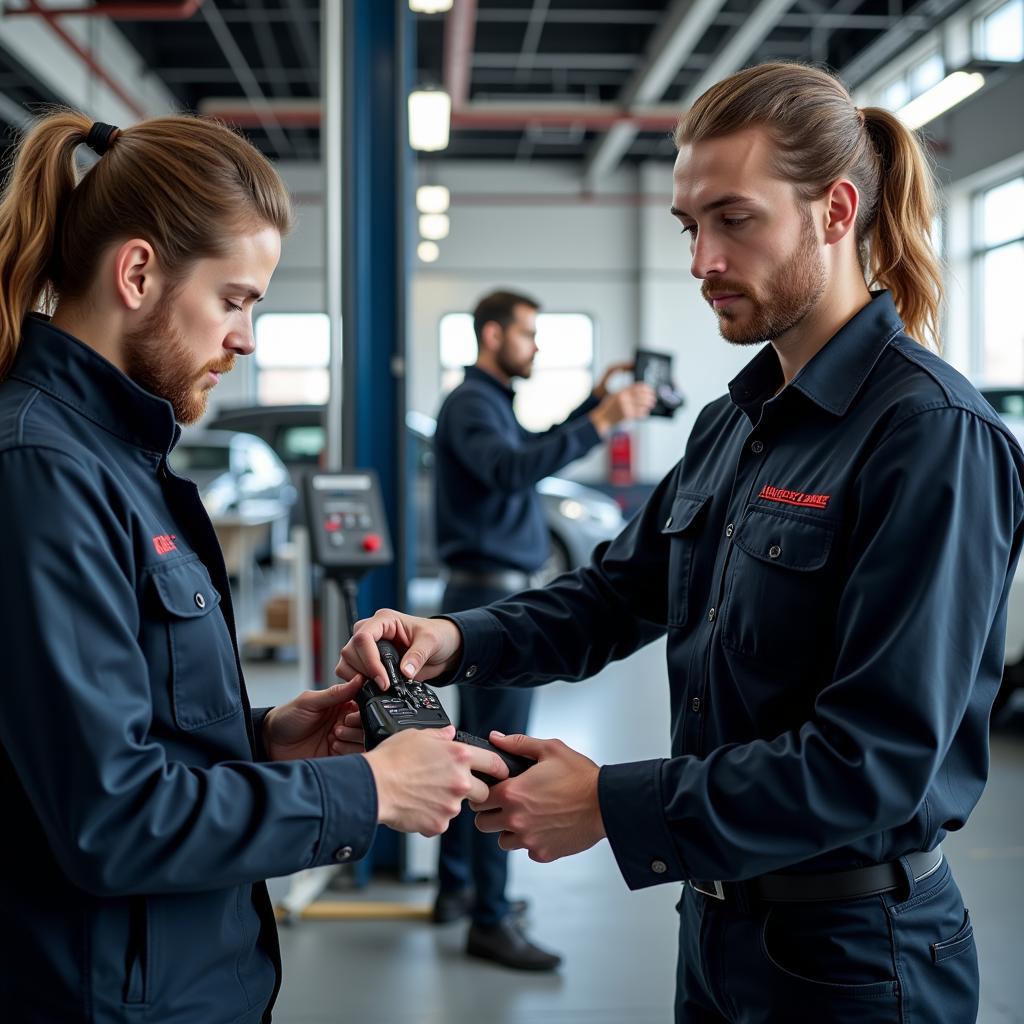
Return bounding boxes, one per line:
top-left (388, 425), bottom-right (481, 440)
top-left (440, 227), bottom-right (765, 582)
top-left (277, 469), bottom-right (394, 921)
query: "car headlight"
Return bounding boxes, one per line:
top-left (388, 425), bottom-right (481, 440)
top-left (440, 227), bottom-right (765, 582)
top-left (559, 499), bottom-right (586, 521)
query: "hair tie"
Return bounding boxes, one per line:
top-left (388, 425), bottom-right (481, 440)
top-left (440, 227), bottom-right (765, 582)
top-left (85, 122), bottom-right (120, 156)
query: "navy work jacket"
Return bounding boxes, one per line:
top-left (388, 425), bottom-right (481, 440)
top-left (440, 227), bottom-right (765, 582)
top-left (0, 317), bottom-right (377, 1023)
top-left (435, 365), bottom-right (601, 573)
top-left (444, 293), bottom-right (1024, 888)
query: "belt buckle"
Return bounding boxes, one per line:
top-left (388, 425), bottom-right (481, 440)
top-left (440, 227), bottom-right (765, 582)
top-left (691, 879), bottom-right (726, 901)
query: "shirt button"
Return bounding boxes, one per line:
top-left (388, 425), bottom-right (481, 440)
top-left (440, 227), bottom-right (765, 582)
top-left (725, 523), bottom-right (734, 537)
top-left (768, 544), bottom-right (782, 559)
top-left (691, 697), bottom-right (702, 713)
top-left (194, 592), bottom-right (206, 609)
top-left (665, 516), bottom-right (673, 529)
top-left (707, 607), bottom-right (716, 622)
top-left (750, 440), bottom-right (764, 454)
top-left (465, 664), bottom-right (478, 679)
top-left (334, 846), bottom-right (353, 863)
top-left (651, 860), bottom-right (668, 874)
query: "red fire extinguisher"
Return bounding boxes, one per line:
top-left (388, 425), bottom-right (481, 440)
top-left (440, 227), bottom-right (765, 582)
top-left (609, 428), bottom-right (634, 486)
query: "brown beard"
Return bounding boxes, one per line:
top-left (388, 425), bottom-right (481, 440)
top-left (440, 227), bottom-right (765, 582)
top-left (702, 205), bottom-right (826, 347)
top-left (123, 299), bottom-right (234, 425)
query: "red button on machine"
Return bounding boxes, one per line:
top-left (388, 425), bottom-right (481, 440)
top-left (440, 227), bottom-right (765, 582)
top-left (362, 534), bottom-right (382, 553)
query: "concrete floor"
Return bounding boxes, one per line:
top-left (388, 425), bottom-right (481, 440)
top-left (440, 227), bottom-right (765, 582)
top-left (245, 640), bottom-right (1024, 1024)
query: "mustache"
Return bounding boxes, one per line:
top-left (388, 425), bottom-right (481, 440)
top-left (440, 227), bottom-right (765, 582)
top-left (202, 356), bottom-right (236, 377)
top-left (701, 281), bottom-right (749, 302)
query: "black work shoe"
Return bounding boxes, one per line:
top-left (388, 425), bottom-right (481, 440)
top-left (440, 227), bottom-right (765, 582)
top-left (466, 917), bottom-right (562, 971)
top-left (432, 888), bottom-right (473, 924)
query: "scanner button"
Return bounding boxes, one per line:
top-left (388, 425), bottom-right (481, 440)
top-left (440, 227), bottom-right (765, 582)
top-left (334, 846), bottom-right (354, 863)
top-left (362, 534), bottom-right (383, 553)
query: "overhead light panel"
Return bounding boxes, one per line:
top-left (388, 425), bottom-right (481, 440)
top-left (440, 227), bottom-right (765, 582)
top-left (417, 241), bottom-right (440, 263)
top-left (419, 213), bottom-right (450, 241)
top-left (896, 71), bottom-right (985, 129)
top-left (408, 89), bottom-right (451, 151)
top-left (416, 185), bottom-right (451, 214)
top-left (410, 0), bottom-right (453, 11)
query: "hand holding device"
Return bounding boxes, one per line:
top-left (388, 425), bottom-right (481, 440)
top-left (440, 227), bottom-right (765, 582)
top-left (356, 640), bottom-right (535, 786)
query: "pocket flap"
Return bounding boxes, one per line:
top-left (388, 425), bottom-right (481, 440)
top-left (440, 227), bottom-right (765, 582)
top-left (150, 560), bottom-right (223, 619)
top-left (662, 491), bottom-right (711, 535)
top-left (733, 508), bottom-right (834, 571)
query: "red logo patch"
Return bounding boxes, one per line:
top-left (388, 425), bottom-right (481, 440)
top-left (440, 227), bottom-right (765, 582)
top-left (152, 534), bottom-right (178, 555)
top-left (758, 485), bottom-right (830, 510)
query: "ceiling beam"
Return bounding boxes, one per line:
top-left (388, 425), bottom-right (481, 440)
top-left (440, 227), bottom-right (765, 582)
top-left (582, 0), bottom-right (729, 187)
top-left (199, 0), bottom-right (292, 154)
top-left (444, 0), bottom-right (477, 108)
top-left (680, 0), bottom-right (796, 107)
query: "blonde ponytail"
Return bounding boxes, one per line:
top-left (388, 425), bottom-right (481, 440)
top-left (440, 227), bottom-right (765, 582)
top-left (860, 106), bottom-right (944, 349)
top-left (0, 111), bottom-right (91, 378)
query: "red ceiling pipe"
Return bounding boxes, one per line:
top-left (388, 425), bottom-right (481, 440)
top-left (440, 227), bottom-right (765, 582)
top-left (15, 0), bottom-right (146, 118)
top-left (4, 1), bottom-right (202, 17)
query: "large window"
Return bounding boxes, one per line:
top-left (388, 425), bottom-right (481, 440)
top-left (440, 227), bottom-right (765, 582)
top-left (254, 313), bottom-right (330, 405)
top-left (975, 0), bottom-right (1024, 60)
top-left (974, 176), bottom-right (1024, 383)
top-left (439, 312), bottom-right (595, 431)
top-left (879, 51), bottom-right (945, 110)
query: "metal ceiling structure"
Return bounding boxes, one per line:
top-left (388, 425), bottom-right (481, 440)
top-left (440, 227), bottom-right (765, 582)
top-left (0, 0), bottom-right (973, 174)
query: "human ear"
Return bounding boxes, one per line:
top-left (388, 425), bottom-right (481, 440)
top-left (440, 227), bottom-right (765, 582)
top-left (113, 238), bottom-right (162, 312)
top-left (823, 180), bottom-right (859, 246)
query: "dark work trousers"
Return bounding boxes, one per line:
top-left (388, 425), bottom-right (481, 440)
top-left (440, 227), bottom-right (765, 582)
top-left (674, 855), bottom-right (979, 1023)
top-left (437, 580), bottom-right (534, 927)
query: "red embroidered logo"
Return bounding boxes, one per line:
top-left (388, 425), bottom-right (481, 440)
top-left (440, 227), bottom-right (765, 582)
top-left (758, 485), bottom-right (830, 510)
top-left (152, 534), bottom-right (177, 555)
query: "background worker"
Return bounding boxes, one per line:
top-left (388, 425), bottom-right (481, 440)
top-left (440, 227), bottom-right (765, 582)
top-left (431, 288), bottom-right (655, 969)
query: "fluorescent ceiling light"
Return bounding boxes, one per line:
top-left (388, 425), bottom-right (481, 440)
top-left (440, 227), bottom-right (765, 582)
top-left (417, 241), bottom-right (440, 263)
top-left (408, 89), bottom-right (451, 151)
top-left (416, 185), bottom-right (451, 214)
top-left (419, 213), bottom-right (450, 240)
top-left (410, 0), bottom-right (453, 12)
top-left (896, 71), bottom-right (985, 129)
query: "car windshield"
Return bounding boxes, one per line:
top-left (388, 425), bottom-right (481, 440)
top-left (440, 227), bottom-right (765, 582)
top-left (169, 445), bottom-right (231, 473)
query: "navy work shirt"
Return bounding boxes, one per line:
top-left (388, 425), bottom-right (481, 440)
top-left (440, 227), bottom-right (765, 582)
top-left (435, 365), bottom-right (601, 573)
top-left (443, 293), bottom-right (1024, 889)
top-left (0, 317), bottom-right (378, 1023)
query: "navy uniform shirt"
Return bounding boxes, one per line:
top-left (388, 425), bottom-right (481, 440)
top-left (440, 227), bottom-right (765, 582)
top-left (0, 317), bottom-right (377, 1023)
top-left (444, 293), bottom-right (1024, 888)
top-left (435, 365), bottom-right (601, 573)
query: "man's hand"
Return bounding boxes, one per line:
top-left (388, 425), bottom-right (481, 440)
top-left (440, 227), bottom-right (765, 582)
top-left (335, 608), bottom-right (463, 689)
top-left (589, 382), bottom-right (657, 437)
top-left (471, 733), bottom-right (607, 863)
top-left (262, 681), bottom-right (366, 761)
top-left (593, 361), bottom-right (635, 400)
top-left (363, 727), bottom-right (510, 836)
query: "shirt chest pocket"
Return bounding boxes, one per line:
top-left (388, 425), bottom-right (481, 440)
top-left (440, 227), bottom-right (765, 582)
top-left (149, 559), bottom-right (242, 731)
top-left (661, 490), bottom-right (712, 628)
top-left (722, 508), bottom-right (837, 669)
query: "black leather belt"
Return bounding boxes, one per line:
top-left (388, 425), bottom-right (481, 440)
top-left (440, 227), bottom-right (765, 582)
top-left (447, 568), bottom-right (536, 590)
top-left (691, 846), bottom-right (944, 904)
